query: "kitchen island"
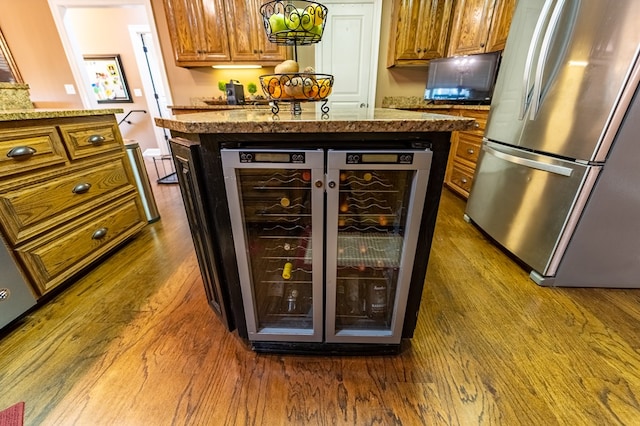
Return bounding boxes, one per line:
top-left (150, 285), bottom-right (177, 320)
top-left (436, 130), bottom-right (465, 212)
top-left (155, 107), bottom-right (474, 353)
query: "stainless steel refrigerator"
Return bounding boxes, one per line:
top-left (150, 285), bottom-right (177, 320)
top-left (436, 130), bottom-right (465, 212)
top-left (465, 0), bottom-right (640, 287)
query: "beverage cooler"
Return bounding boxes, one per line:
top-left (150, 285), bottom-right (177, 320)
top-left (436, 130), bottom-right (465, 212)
top-left (221, 148), bottom-right (432, 351)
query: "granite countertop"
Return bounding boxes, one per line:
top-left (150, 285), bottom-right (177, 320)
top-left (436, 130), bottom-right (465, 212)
top-left (0, 108), bottom-right (124, 121)
top-left (168, 104), bottom-right (270, 111)
top-left (155, 107), bottom-right (475, 135)
top-left (382, 96), bottom-right (491, 111)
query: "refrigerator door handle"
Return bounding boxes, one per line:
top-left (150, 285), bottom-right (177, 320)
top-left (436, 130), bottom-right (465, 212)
top-left (521, 0), bottom-right (556, 120)
top-left (530, 0), bottom-right (568, 119)
top-left (484, 145), bottom-right (573, 177)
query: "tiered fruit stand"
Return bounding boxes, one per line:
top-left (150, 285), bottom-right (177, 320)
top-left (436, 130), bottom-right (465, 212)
top-left (259, 0), bottom-right (334, 115)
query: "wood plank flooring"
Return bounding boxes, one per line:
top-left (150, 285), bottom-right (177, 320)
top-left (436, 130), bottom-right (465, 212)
top-left (1, 176), bottom-right (640, 425)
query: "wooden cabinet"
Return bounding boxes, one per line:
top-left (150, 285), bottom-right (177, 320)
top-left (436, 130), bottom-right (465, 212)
top-left (445, 109), bottom-right (487, 198)
top-left (0, 114), bottom-right (147, 296)
top-left (421, 107), bottom-right (488, 199)
top-left (163, 0), bottom-right (231, 64)
top-left (484, 0), bottom-right (516, 52)
top-left (170, 137), bottom-right (234, 330)
top-left (163, 0), bottom-right (286, 67)
top-left (387, 0), bottom-right (454, 67)
top-left (447, 0), bottom-right (516, 56)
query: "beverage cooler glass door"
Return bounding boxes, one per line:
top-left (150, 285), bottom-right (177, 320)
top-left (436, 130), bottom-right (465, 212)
top-left (222, 149), bottom-right (325, 342)
top-left (325, 150), bottom-right (432, 344)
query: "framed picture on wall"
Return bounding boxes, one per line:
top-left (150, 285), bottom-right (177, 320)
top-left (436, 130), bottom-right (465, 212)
top-left (83, 54), bottom-right (132, 103)
top-left (0, 28), bottom-right (23, 83)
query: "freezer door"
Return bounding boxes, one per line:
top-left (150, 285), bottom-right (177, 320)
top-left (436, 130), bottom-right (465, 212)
top-left (518, 0), bottom-right (640, 161)
top-left (465, 141), bottom-right (599, 276)
top-left (484, 0), bottom-right (550, 147)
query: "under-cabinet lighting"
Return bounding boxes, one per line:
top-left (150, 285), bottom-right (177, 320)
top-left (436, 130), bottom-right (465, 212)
top-left (568, 60), bottom-right (588, 67)
top-left (211, 65), bottom-right (263, 69)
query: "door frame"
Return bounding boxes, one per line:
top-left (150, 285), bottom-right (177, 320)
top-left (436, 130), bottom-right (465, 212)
top-left (47, 0), bottom-right (173, 114)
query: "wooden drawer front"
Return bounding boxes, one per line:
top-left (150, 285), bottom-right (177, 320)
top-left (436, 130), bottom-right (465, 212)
top-left (455, 134), bottom-right (481, 165)
top-left (460, 109), bottom-right (488, 133)
top-left (0, 158), bottom-right (135, 244)
top-left (58, 120), bottom-right (123, 160)
top-left (17, 195), bottom-right (145, 295)
top-left (448, 163), bottom-right (475, 196)
top-left (0, 126), bottom-right (67, 177)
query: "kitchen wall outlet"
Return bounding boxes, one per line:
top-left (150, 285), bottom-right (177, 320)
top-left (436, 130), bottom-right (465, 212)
top-left (133, 88), bottom-right (143, 97)
top-left (64, 84), bottom-right (76, 95)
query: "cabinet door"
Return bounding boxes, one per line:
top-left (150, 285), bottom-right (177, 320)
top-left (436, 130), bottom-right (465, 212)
top-left (163, 0), bottom-right (230, 64)
top-left (228, 0), bottom-right (287, 62)
top-left (225, 0), bottom-right (261, 61)
top-left (485, 0), bottom-right (516, 52)
top-left (251, 0), bottom-right (287, 62)
top-left (447, 0), bottom-right (496, 56)
top-left (388, 0), bottom-right (453, 66)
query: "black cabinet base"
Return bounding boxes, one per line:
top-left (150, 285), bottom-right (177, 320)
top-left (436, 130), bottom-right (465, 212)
top-left (251, 340), bottom-right (405, 355)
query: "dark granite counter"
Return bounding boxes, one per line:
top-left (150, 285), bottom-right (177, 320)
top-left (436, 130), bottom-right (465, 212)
top-left (155, 107), bottom-right (475, 135)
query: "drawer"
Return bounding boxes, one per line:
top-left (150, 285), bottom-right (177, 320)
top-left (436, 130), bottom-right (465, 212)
top-left (0, 157), bottom-right (136, 245)
top-left (58, 119), bottom-right (123, 160)
top-left (0, 126), bottom-right (68, 177)
top-left (16, 194), bottom-right (146, 295)
top-left (454, 133), bottom-right (482, 165)
top-left (446, 162), bottom-right (475, 197)
top-left (459, 109), bottom-right (488, 133)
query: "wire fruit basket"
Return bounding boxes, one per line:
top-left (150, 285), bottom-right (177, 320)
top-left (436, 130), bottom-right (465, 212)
top-left (259, 1), bottom-right (333, 115)
top-left (259, 73), bottom-right (333, 114)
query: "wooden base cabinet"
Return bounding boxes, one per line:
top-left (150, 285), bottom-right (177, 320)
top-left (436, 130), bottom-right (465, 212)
top-left (170, 137), bottom-right (235, 331)
top-left (420, 108), bottom-right (488, 199)
top-left (0, 114), bottom-right (147, 297)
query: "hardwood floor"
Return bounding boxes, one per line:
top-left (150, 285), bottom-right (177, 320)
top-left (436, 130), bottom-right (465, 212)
top-left (1, 176), bottom-right (640, 425)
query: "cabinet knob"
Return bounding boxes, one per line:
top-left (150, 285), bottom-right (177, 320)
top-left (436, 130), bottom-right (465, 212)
top-left (72, 182), bottom-right (92, 194)
top-left (461, 178), bottom-right (468, 184)
top-left (467, 149), bottom-right (475, 155)
top-left (253, 49), bottom-right (258, 53)
top-left (92, 227), bottom-right (108, 240)
top-left (480, 43), bottom-right (485, 48)
top-left (6, 145), bottom-right (37, 159)
top-left (416, 48), bottom-right (422, 53)
top-left (88, 134), bottom-right (106, 144)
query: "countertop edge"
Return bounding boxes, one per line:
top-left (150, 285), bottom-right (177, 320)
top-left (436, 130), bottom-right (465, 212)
top-left (0, 108), bottom-right (124, 121)
top-left (155, 108), bottom-right (476, 135)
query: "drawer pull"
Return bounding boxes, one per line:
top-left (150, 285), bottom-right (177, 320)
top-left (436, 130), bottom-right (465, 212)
top-left (88, 134), bottom-right (106, 144)
top-left (72, 182), bottom-right (92, 194)
top-left (7, 146), bottom-right (37, 159)
top-left (92, 227), bottom-right (108, 240)
top-left (467, 149), bottom-right (475, 154)
top-left (461, 178), bottom-right (468, 184)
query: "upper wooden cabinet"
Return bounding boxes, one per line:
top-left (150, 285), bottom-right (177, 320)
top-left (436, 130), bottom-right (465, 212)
top-left (447, 0), bottom-right (516, 57)
top-left (387, 0), bottom-right (454, 67)
top-left (163, 0), bottom-right (286, 67)
top-left (484, 0), bottom-right (516, 52)
top-left (163, 0), bottom-right (231, 65)
top-left (387, 0), bottom-right (515, 67)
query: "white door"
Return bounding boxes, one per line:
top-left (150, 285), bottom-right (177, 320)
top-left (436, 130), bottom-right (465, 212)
top-left (315, 1), bottom-right (381, 111)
